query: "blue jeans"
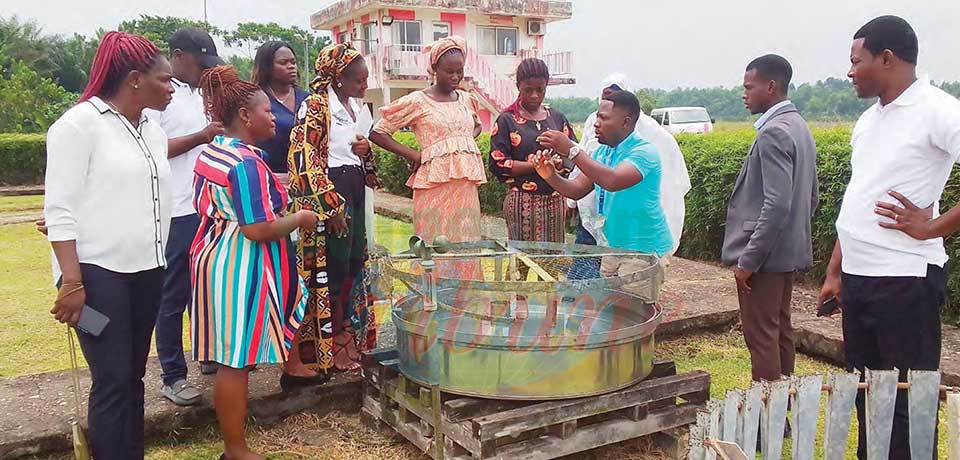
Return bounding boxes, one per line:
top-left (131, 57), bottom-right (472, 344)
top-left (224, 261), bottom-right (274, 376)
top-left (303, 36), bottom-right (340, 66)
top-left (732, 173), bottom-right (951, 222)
top-left (155, 213), bottom-right (199, 386)
top-left (569, 223), bottom-right (601, 280)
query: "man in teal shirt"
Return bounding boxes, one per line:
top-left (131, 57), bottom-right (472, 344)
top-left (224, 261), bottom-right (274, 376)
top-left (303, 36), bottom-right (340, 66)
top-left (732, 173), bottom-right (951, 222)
top-left (536, 90), bottom-right (673, 256)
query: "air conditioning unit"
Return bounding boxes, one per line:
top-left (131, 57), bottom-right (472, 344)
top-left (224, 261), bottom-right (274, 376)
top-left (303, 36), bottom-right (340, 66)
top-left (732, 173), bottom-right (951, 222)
top-left (527, 20), bottom-right (545, 36)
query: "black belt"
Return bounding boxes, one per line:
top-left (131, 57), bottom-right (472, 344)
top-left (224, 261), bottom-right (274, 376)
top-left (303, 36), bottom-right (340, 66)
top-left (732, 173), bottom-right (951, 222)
top-left (329, 164), bottom-right (362, 171)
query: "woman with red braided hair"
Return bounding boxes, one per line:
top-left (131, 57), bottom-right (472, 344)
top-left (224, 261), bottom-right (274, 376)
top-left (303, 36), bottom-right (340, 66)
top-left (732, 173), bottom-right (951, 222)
top-left (44, 31), bottom-right (174, 459)
top-left (192, 65), bottom-right (324, 460)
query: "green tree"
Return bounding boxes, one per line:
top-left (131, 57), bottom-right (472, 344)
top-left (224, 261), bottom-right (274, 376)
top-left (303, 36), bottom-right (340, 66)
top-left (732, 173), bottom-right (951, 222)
top-left (0, 16), bottom-right (56, 77)
top-left (0, 58), bottom-right (76, 133)
top-left (229, 55), bottom-right (254, 81)
top-left (223, 22), bottom-right (331, 85)
top-left (118, 15), bottom-right (223, 49)
top-left (46, 34), bottom-right (99, 93)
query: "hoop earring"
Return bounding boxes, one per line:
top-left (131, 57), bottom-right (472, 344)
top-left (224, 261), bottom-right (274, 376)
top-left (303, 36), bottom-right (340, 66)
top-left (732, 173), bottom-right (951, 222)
top-left (245, 119), bottom-right (252, 128)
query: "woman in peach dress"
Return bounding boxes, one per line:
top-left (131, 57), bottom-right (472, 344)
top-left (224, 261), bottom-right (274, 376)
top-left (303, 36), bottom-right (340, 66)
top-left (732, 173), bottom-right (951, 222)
top-left (369, 36), bottom-right (485, 247)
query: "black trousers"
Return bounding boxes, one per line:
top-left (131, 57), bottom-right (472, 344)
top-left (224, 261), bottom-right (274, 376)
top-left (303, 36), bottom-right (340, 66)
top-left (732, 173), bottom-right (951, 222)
top-left (75, 264), bottom-right (163, 460)
top-left (326, 165), bottom-right (366, 336)
top-left (841, 265), bottom-right (944, 460)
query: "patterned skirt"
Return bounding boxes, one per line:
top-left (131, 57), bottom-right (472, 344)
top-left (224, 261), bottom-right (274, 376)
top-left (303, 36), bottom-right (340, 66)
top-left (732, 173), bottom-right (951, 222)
top-left (412, 179), bottom-right (483, 280)
top-left (503, 190), bottom-right (567, 243)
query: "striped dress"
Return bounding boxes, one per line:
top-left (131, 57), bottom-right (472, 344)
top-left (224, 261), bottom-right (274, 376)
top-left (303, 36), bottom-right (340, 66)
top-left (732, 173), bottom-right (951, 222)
top-left (190, 136), bottom-right (308, 368)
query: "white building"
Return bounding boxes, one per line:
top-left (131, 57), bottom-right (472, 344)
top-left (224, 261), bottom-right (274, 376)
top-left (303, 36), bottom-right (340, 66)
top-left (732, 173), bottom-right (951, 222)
top-left (310, 0), bottom-right (575, 131)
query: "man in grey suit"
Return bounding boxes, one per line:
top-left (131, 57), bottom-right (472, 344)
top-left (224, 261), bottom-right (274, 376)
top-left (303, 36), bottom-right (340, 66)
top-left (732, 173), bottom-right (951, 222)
top-left (722, 54), bottom-right (818, 383)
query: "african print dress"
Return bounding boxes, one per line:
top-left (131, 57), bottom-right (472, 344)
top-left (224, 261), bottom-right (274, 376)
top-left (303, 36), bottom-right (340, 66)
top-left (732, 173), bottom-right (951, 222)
top-left (190, 136), bottom-right (307, 368)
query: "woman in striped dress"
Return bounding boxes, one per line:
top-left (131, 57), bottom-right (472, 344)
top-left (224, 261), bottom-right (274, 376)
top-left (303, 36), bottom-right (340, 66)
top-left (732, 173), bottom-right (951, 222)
top-left (191, 66), bottom-right (324, 460)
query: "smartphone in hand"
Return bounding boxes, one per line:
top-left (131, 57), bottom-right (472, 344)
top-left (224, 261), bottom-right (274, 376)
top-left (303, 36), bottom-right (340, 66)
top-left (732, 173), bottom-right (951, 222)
top-left (817, 297), bottom-right (841, 317)
top-left (76, 305), bottom-right (110, 336)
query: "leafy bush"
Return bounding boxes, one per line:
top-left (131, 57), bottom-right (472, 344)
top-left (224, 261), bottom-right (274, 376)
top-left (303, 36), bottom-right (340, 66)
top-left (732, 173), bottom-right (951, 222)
top-left (0, 133), bottom-right (45, 185)
top-left (677, 127), bottom-right (958, 324)
top-left (0, 60), bottom-right (76, 133)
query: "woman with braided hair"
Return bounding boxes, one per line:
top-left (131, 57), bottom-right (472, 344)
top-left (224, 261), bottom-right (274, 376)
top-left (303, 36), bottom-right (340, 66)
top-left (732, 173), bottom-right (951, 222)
top-left (489, 58), bottom-right (578, 243)
top-left (44, 30), bottom-right (174, 459)
top-left (288, 43), bottom-right (380, 373)
top-left (192, 65), bottom-right (324, 460)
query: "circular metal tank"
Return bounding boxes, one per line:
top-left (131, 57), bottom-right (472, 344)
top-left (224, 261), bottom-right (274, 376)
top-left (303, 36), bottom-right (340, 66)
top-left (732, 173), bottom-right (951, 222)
top-left (378, 240), bottom-right (665, 400)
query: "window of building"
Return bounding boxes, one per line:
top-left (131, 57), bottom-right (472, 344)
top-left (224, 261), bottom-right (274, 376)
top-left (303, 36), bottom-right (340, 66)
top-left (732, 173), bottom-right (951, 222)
top-left (337, 30), bottom-right (349, 46)
top-left (361, 22), bottom-right (377, 54)
top-left (433, 22), bottom-right (451, 41)
top-left (392, 20), bottom-right (422, 52)
top-left (477, 26), bottom-right (518, 56)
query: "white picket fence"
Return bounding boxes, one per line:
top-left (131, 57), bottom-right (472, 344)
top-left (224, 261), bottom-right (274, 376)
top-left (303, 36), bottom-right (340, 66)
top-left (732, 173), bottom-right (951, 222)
top-left (686, 369), bottom-right (960, 460)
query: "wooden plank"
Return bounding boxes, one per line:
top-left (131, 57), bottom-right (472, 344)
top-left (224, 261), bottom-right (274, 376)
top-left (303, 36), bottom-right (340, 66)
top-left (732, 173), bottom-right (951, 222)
top-left (705, 400), bottom-right (722, 460)
top-left (908, 370), bottom-right (940, 460)
top-left (516, 252), bottom-right (555, 281)
top-left (866, 369), bottom-right (899, 460)
top-left (823, 372), bottom-right (859, 460)
top-left (487, 403), bottom-right (701, 460)
top-left (432, 386), bottom-right (444, 460)
top-left (738, 384), bottom-right (763, 460)
top-left (948, 392), bottom-right (960, 460)
top-left (790, 375), bottom-right (822, 460)
top-left (443, 397), bottom-right (528, 423)
top-left (441, 417), bottom-right (482, 458)
top-left (760, 380), bottom-right (790, 460)
top-left (720, 389), bottom-right (742, 442)
top-left (473, 371), bottom-right (710, 441)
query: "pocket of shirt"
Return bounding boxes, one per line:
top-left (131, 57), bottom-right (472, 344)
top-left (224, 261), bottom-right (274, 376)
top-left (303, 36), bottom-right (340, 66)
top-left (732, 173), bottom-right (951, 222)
top-left (743, 220), bottom-right (758, 232)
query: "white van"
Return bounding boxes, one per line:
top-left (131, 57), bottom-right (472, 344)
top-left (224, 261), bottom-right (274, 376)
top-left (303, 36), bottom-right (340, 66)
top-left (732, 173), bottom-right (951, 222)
top-left (650, 107), bottom-right (715, 134)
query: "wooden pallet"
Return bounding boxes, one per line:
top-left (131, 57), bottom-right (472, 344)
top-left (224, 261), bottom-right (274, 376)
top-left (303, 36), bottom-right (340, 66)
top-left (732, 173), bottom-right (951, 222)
top-left (360, 348), bottom-right (711, 460)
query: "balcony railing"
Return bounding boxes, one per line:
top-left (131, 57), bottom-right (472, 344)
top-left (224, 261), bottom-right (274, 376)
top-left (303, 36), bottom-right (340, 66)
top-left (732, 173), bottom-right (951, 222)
top-left (374, 44), bottom-right (572, 110)
top-left (520, 49), bottom-right (573, 76)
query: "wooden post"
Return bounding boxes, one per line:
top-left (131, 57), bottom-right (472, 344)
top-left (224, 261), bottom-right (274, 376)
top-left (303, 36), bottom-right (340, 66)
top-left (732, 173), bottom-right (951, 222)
top-left (866, 369), bottom-right (899, 460)
top-left (947, 392), bottom-right (959, 460)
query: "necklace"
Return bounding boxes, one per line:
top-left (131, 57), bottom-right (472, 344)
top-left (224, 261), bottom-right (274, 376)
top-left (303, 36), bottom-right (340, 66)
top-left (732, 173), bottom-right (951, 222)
top-left (271, 86), bottom-right (293, 105)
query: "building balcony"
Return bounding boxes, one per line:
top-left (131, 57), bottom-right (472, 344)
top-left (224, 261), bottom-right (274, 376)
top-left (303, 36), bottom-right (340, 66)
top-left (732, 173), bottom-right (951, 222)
top-left (312, 0), bottom-right (573, 30)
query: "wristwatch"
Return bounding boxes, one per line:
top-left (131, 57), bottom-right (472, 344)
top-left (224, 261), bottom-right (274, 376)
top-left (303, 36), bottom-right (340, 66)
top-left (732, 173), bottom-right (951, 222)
top-left (568, 145), bottom-right (582, 160)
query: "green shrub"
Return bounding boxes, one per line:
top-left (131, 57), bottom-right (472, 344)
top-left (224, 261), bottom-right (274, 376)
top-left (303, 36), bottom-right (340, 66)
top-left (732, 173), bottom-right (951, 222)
top-left (373, 132), bottom-right (508, 215)
top-left (677, 127), bottom-right (958, 324)
top-left (0, 133), bottom-right (46, 185)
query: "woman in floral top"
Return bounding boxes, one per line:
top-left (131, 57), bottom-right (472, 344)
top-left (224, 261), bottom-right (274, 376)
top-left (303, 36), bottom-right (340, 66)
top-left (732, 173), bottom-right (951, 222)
top-left (489, 58), bottom-right (578, 243)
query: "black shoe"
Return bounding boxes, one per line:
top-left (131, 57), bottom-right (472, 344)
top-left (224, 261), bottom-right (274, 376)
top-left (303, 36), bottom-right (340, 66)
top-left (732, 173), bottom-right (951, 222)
top-left (200, 362), bottom-right (219, 375)
top-left (280, 372), bottom-right (330, 391)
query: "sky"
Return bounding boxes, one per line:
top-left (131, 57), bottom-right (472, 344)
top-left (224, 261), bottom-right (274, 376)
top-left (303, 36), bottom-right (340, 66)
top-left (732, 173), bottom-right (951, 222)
top-left (6, 0), bottom-right (960, 96)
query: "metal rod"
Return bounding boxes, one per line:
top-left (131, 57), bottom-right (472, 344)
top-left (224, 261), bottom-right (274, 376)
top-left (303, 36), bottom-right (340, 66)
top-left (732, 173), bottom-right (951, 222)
top-left (737, 383), bottom-right (959, 408)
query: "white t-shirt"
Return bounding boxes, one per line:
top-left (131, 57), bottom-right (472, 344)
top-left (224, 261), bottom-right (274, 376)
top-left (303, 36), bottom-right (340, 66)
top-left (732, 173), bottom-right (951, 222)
top-left (144, 78), bottom-right (208, 218)
top-left (836, 80), bottom-right (960, 277)
top-left (45, 97), bottom-right (172, 281)
top-left (324, 85), bottom-right (374, 168)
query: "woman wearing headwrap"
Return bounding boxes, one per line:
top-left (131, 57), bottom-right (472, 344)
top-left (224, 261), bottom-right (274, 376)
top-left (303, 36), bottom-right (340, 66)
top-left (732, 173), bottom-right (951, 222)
top-left (288, 43), bottom-right (380, 373)
top-left (370, 36), bottom-right (486, 250)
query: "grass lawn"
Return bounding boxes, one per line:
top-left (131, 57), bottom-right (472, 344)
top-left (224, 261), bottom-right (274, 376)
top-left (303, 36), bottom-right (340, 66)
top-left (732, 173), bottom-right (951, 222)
top-left (0, 194), bottom-right (43, 213)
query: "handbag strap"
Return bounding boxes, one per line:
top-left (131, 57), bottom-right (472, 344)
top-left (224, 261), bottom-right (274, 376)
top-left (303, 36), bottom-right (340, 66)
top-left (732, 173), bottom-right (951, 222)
top-left (67, 326), bottom-right (83, 421)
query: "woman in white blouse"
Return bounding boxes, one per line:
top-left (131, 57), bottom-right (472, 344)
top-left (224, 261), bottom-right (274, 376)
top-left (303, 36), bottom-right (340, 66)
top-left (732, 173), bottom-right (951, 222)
top-left (44, 31), bottom-right (175, 459)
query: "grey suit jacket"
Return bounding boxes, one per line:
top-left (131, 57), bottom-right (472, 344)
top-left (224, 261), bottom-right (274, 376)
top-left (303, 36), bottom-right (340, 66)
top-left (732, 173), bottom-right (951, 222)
top-left (721, 104), bottom-right (819, 273)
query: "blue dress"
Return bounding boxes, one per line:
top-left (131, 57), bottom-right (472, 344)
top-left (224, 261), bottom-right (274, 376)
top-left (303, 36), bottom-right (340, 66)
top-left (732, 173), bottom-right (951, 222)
top-left (257, 87), bottom-right (309, 174)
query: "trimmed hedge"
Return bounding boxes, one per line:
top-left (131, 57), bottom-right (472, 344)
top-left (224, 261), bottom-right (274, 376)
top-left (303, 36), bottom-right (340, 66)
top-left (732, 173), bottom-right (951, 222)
top-left (0, 133), bottom-right (46, 185)
top-left (676, 127), bottom-right (959, 324)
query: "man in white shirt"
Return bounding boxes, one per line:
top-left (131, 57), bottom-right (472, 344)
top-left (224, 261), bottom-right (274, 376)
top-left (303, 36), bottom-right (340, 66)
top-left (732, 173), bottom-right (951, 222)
top-left (819, 16), bottom-right (960, 459)
top-left (146, 27), bottom-right (224, 406)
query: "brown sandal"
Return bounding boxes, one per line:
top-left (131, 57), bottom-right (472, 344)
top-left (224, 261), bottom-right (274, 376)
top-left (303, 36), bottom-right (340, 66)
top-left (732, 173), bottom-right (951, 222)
top-left (332, 336), bottom-right (361, 372)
